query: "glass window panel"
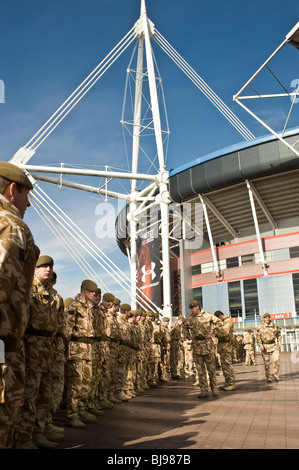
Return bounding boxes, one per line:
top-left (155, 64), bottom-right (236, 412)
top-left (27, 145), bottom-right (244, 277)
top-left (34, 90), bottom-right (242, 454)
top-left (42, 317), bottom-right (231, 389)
top-left (290, 246), bottom-right (299, 259)
top-left (255, 252), bottom-right (272, 264)
top-left (191, 264), bottom-right (201, 275)
top-left (226, 257), bottom-right (239, 269)
top-left (192, 286), bottom-right (202, 306)
top-left (244, 278), bottom-right (259, 318)
top-left (228, 281), bottom-right (242, 318)
top-left (272, 248), bottom-right (290, 261)
top-left (293, 273), bottom-right (299, 315)
top-left (219, 259), bottom-right (227, 270)
top-left (241, 254), bottom-right (255, 266)
top-left (201, 262), bottom-right (214, 273)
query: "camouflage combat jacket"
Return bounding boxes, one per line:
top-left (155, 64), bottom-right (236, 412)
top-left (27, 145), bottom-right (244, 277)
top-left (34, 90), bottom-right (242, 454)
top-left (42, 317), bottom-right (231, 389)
top-left (151, 321), bottom-right (162, 358)
top-left (257, 321), bottom-right (281, 352)
top-left (213, 315), bottom-right (234, 353)
top-left (170, 322), bottom-right (184, 344)
top-left (184, 311), bottom-right (221, 355)
top-left (243, 332), bottom-right (255, 350)
top-left (144, 319), bottom-right (153, 345)
top-left (129, 321), bottom-right (142, 351)
top-left (64, 294), bottom-right (95, 361)
top-left (93, 304), bottom-right (107, 339)
top-left (90, 303), bottom-right (110, 361)
top-left (0, 194), bottom-right (39, 338)
top-left (52, 290), bottom-right (65, 356)
top-left (160, 324), bottom-right (171, 352)
top-left (106, 310), bottom-right (121, 342)
top-left (24, 276), bottom-right (60, 371)
top-left (117, 314), bottom-right (132, 348)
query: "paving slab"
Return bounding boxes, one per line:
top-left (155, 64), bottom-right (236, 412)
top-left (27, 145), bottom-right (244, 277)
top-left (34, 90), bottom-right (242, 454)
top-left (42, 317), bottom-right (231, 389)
top-left (48, 351), bottom-right (299, 451)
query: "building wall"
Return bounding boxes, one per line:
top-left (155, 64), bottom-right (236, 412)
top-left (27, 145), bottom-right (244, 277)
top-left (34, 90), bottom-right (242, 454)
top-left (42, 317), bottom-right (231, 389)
top-left (170, 232), bottom-right (299, 319)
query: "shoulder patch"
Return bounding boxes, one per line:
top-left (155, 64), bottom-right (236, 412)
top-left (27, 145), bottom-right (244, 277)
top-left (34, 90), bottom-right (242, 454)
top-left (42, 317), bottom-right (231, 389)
top-left (68, 310), bottom-right (75, 315)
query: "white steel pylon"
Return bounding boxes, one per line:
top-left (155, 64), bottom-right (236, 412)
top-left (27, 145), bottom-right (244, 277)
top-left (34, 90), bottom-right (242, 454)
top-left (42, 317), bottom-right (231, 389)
top-left (233, 21), bottom-right (299, 158)
top-left (128, 0), bottom-right (171, 315)
top-left (9, 0), bottom-right (254, 319)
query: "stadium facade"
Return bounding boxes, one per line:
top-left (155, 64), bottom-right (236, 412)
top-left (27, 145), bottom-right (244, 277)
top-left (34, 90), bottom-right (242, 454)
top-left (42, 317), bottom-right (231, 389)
top-left (116, 127), bottom-right (299, 349)
top-left (168, 127), bottom-right (299, 349)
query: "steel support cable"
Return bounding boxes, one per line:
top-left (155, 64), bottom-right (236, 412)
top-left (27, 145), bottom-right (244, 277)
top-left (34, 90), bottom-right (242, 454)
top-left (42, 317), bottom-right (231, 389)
top-left (31, 186), bottom-right (133, 291)
top-left (31, 184), bottom-right (160, 312)
top-left (154, 30), bottom-right (253, 139)
top-left (30, 191), bottom-right (111, 291)
top-left (154, 30), bottom-right (255, 141)
top-left (155, 30), bottom-right (254, 141)
top-left (30, 195), bottom-right (110, 293)
top-left (155, 37), bottom-right (253, 141)
top-left (25, 27), bottom-right (136, 151)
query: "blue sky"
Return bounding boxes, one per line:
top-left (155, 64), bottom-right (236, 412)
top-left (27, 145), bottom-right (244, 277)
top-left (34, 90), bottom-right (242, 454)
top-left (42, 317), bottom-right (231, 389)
top-left (1, 0), bottom-right (298, 302)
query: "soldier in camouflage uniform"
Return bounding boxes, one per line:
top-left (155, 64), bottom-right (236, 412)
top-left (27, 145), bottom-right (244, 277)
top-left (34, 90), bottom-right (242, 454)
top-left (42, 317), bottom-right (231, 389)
top-left (97, 293), bottom-right (115, 409)
top-left (136, 311), bottom-right (150, 391)
top-left (85, 288), bottom-right (105, 417)
top-left (116, 303), bottom-right (132, 401)
top-left (170, 315), bottom-right (185, 379)
top-left (257, 313), bottom-right (281, 382)
top-left (148, 312), bottom-right (163, 387)
top-left (243, 329), bottom-right (256, 365)
top-left (185, 300), bottom-right (222, 398)
top-left (124, 311), bottom-right (142, 396)
top-left (160, 317), bottom-right (171, 381)
top-left (184, 339), bottom-right (195, 377)
top-left (236, 334), bottom-right (245, 362)
top-left (105, 293), bottom-right (124, 404)
top-left (15, 256), bottom-right (61, 449)
top-left (44, 271), bottom-right (66, 439)
top-left (213, 310), bottom-right (236, 391)
top-left (63, 280), bottom-right (98, 429)
top-left (0, 162), bottom-right (39, 449)
top-left (143, 312), bottom-right (153, 387)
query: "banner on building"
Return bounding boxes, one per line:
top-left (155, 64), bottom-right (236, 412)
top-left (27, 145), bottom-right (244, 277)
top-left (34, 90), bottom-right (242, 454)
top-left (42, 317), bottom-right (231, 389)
top-left (136, 224), bottom-right (161, 311)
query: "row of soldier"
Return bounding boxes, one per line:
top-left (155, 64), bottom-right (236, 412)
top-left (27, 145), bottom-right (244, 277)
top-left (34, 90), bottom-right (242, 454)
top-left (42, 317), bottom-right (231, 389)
top-left (0, 162), bottom-right (282, 449)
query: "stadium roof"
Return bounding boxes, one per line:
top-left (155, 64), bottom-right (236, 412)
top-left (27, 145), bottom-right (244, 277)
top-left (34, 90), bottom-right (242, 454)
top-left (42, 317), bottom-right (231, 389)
top-left (169, 127), bottom-right (299, 202)
top-left (116, 128), bottom-right (299, 258)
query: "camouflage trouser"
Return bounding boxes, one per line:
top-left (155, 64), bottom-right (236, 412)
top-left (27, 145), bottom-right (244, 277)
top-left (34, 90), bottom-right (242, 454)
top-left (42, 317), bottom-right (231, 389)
top-left (108, 342), bottom-right (119, 397)
top-left (184, 346), bottom-right (193, 372)
top-left (160, 347), bottom-right (170, 380)
top-left (0, 348), bottom-right (25, 449)
top-left (245, 349), bottom-right (256, 365)
top-left (148, 344), bottom-right (161, 384)
top-left (219, 350), bottom-right (235, 385)
top-left (15, 366), bottom-right (52, 442)
top-left (170, 341), bottom-right (184, 377)
top-left (142, 345), bottom-right (151, 386)
top-left (46, 355), bottom-right (65, 424)
top-left (147, 356), bottom-right (159, 384)
top-left (137, 347), bottom-right (150, 388)
top-left (116, 345), bottom-right (130, 393)
top-left (66, 359), bottom-right (92, 419)
top-left (124, 348), bottom-right (137, 392)
top-left (261, 345), bottom-right (280, 377)
top-left (193, 352), bottom-right (217, 392)
top-left (97, 342), bottom-right (110, 400)
top-left (86, 358), bottom-right (102, 409)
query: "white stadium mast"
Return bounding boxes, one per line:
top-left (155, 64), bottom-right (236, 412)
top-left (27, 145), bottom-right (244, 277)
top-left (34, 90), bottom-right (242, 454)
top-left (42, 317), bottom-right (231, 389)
top-left (9, 0), bottom-right (255, 320)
